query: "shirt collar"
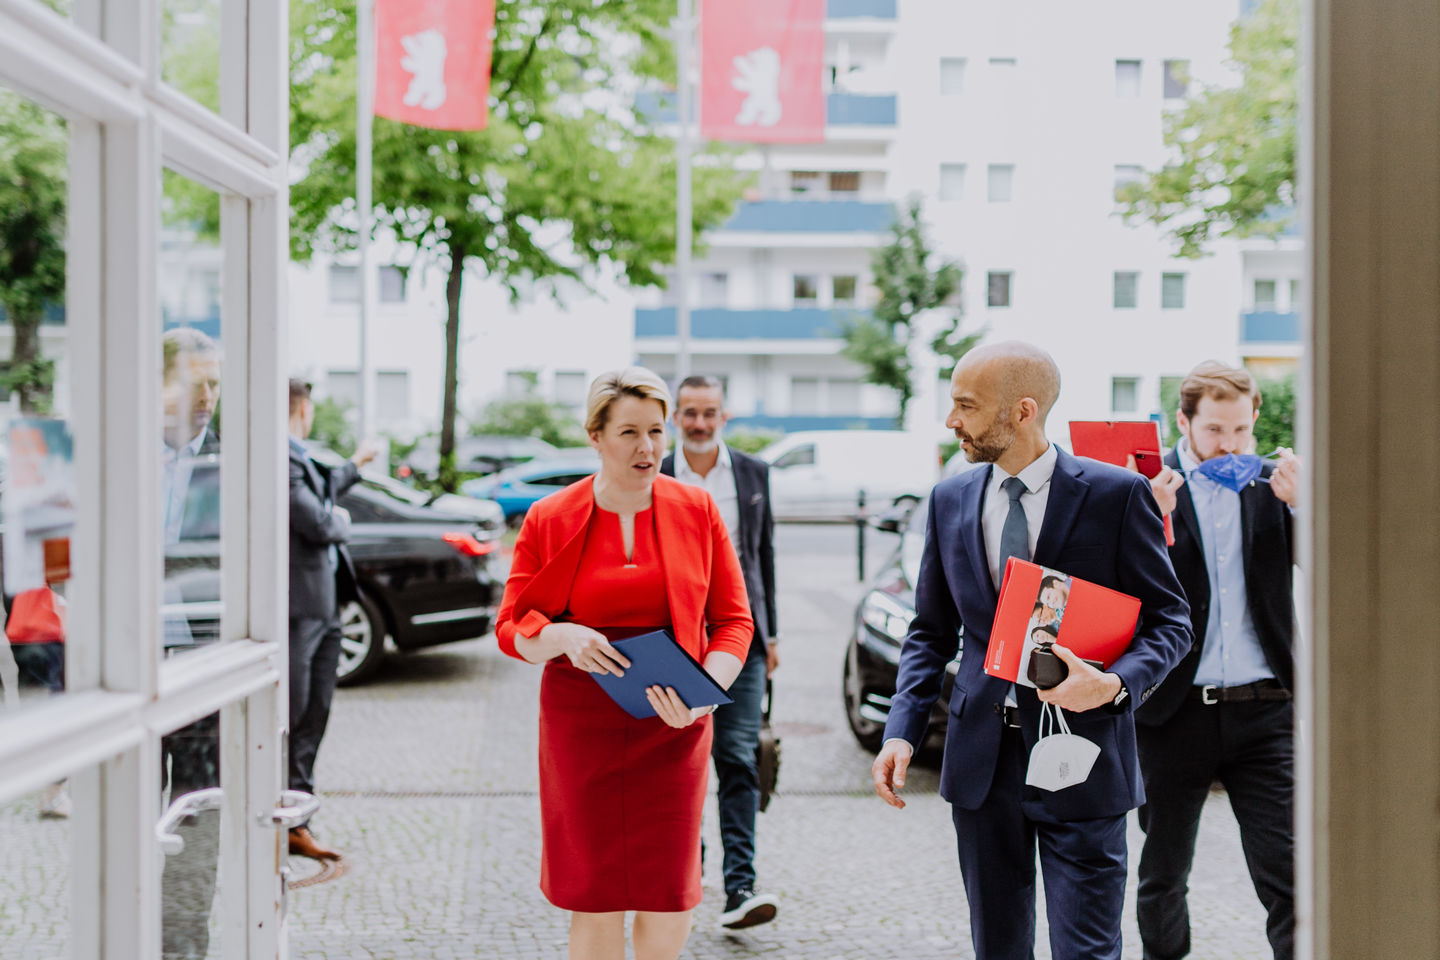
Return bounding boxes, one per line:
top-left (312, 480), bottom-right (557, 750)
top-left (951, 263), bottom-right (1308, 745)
top-left (164, 428), bottom-right (208, 459)
top-left (676, 441), bottom-right (731, 480)
top-left (1176, 437), bottom-right (1203, 477)
top-left (989, 442), bottom-right (1058, 495)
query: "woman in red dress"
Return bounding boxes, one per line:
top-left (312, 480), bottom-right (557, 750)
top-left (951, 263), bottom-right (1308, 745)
top-left (495, 366), bottom-right (753, 960)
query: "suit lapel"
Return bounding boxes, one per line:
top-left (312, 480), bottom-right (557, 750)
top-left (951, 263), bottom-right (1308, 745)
top-left (957, 466), bottom-right (994, 601)
top-left (731, 453), bottom-right (755, 550)
top-left (511, 477), bottom-right (595, 619)
top-left (1034, 450), bottom-right (1088, 566)
top-left (1166, 450), bottom-right (1204, 555)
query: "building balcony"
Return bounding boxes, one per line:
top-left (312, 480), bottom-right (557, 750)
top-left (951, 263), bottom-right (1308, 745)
top-left (0, 303), bottom-right (67, 327)
top-left (722, 200), bottom-right (893, 235)
top-left (1241, 311), bottom-right (1301, 343)
top-left (827, 0), bottom-right (896, 19)
top-left (636, 307), bottom-right (863, 340)
top-left (634, 92), bottom-right (896, 129)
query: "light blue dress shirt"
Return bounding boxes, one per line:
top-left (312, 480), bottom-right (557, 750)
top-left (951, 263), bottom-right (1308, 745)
top-left (1177, 439), bottom-right (1273, 687)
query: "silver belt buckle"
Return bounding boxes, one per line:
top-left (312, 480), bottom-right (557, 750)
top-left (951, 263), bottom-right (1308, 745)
top-left (1200, 684), bottom-right (1219, 705)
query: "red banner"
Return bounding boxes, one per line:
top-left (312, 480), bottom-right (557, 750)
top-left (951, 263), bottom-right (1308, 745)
top-left (374, 0), bottom-right (495, 131)
top-left (699, 0), bottom-right (825, 143)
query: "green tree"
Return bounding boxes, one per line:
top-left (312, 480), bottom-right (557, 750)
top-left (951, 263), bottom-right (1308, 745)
top-left (841, 197), bottom-right (981, 426)
top-left (471, 396), bottom-right (585, 448)
top-left (309, 396), bottom-right (357, 457)
top-left (1254, 372), bottom-right (1296, 452)
top-left (1118, 0), bottom-right (1298, 258)
top-left (0, 91), bottom-right (66, 413)
top-left (289, 0), bottom-right (746, 490)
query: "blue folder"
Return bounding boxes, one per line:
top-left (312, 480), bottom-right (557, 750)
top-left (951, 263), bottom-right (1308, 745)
top-left (590, 630), bottom-right (734, 720)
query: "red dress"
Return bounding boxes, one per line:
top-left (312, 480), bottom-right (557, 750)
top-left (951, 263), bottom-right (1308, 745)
top-left (537, 506), bottom-right (712, 912)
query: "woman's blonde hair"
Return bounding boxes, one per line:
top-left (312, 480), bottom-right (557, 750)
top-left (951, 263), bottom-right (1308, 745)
top-left (584, 366), bottom-right (673, 433)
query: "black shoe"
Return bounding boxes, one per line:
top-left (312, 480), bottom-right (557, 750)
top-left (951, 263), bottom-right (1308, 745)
top-left (719, 887), bottom-right (778, 929)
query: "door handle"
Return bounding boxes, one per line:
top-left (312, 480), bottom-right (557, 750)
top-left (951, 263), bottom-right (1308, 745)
top-left (156, 787), bottom-right (225, 856)
top-left (266, 789), bottom-right (321, 830)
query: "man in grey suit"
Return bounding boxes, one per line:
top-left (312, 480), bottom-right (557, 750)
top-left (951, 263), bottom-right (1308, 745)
top-left (287, 379), bottom-right (375, 860)
top-left (662, 376), bottom-right (780, 929)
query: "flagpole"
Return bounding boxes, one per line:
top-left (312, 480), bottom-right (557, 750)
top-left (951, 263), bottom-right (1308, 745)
top-left (674, 0), bottom-right (693, 383)
top-left (356, 0), bottom-right (376, 444)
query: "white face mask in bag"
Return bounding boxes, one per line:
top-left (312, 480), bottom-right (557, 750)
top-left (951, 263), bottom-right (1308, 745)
top-left (1025, 702), bottom-right (1101, 792)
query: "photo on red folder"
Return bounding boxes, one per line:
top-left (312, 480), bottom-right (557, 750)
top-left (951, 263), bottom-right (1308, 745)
top-left (984, 558), bottom-right (1142, 686)
top-left (1069, 420), bottom-right (1175, 546)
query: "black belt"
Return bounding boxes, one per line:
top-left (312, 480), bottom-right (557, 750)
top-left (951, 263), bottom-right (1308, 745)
top-left (992, 703), bottom-right (1021, 728)
top-left (1189, 678), bottom-right (1290, 704)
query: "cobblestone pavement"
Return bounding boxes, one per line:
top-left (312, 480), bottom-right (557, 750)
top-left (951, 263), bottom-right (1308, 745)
top-left (285, 524), bottom-right (1274, 960)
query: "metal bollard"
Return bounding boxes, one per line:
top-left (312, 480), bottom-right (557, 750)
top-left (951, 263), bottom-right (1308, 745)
top-left (856, 489), bottom-right (867, 582)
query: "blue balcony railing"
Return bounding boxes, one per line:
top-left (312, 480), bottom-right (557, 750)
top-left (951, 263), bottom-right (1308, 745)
top-left (0, 303), bottom-right (67, 326)
top-left (1241, 311), bottom-right (1301, 343)
top-left (636, 307), bottom-right (867, 340)
top-left (725, 200), bottom-right (893, 233)
top-left (634, 92), bottom-right (896, 127)
top-left (827, 0), bottom-right (897, 18)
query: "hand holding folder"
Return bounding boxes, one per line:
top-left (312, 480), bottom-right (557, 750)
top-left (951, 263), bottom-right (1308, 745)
top-left (590, 630), bottom-right (734, 720)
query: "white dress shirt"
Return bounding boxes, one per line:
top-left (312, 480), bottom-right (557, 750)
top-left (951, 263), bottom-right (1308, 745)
top-left (673, 441), bottom-right (740, 550)
top-left (982, 442), bottom-right (1058, 591)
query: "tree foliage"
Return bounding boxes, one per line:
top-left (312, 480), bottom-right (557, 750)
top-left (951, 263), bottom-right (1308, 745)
top-left (1118, 0), bottom-right (1298, 258)
top-left (841, 197), bottom-right (981, 426)
top-left (0, 90), bottom-right (66, 413)
top-left (1253, 373), bottom-right (1296, 453)
top-left (471, 395), bottom-right (586, 448)
top-left (289, 0), bottom-right (747, 488)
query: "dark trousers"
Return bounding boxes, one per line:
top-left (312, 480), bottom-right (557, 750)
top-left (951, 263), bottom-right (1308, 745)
top-left (711, 650), bottom-right (766, 895)
top-left (160, 712), bottom-right (220, 960)
top-left (1136, 698), bottom-right (1295, 960)
top-left (289, 615), bottom-right (343, 811)
top-left (951, 727), bottom-right (1129, 960)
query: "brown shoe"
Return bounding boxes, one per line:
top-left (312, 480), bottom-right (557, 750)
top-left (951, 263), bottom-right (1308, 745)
top-left (288, 826), bottom-right (342, 861)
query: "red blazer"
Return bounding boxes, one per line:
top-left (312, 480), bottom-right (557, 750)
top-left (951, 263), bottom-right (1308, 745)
top-left (495, 474), bottom-right (754, 663)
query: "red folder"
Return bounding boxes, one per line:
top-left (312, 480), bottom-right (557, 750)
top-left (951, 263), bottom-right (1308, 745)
top-left (1069, 420), bottom-right (1174, 546)
top-left (984, 558), bottom-right (1141, 685)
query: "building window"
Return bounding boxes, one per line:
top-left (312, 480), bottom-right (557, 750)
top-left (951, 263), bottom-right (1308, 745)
top-left (987, 164), bottom-right (1014, 203)
top-left (987, 271), bottom-right (1012, 308)
top-left (378, 266), bottom-right (407, 303)
top-left (327, 370), bottom-right (358, 406)
top-left (1162, 272), bottom-right (1187, 309)
top-left (793, 274), bottom-right (819, 306)
top-left (329, 265), bottom-right (360, 304)
top-left (940, 57), bottom-right (967, 95)
top-left (1114, 164), bottom-right (1143, 201)
top-left (554, 370), bottom-right (587, 407)
top-left (376, 370), bottom-right (410, 420)
top-left (1115, 59), bottom-right (1142, 98)
top-left (698, 272), bottom-right (729, 308)
top-left (939, 163), bottom-right (966, 201)
top-left (1288, 278), bottom-right (1300, 312)
top-left (828, 171), bottom-right (861, 194)
top-left (790, 170), bottom-right (824, 196)
top-left (832, 275), bottom-right (859, 305)
top-left (505, 370), bottom-right (538, 396)
top-left (1112, 377), bottom-right (1140, 413)
top-left (791, 377), bottom-right (821, 415)
top-left (1163, 59), bottom-right (1190, 99)
top-left (989, 57), bottom-right (1016, 70)
top-left (829, 379), bottom-right (863, 415)
top-left (1254, 278), bottom-right (1278, 311)
top-left (1113, 271), bottom-right (1139, 309)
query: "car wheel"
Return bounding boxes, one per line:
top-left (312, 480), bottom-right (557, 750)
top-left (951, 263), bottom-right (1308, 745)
top-left (843, 641), bottom-right (886, 753)
top-left (336, 592), bottom-right (386, 687)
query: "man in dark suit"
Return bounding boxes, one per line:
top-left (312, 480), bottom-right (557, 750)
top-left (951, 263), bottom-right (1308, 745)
top-left (287, 379), bottom-right (375, 861)
top-left (1133, 361), bottom-right (1300, 960)
top-left (872, 342), bottom-right (1192, 960)
top-left (661, 375), bottom-right (780, 930)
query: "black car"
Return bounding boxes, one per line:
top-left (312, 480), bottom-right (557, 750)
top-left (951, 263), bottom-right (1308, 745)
top-left (399, 434), bottom-right (559, 480)
top-left (843, 496), bottom-right (961, 751)
top-left (165, 452), bottom-right (505, 685)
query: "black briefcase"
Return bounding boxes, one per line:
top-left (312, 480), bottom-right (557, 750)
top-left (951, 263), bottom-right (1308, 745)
top-left (756, 678), bottom-right (781, 812)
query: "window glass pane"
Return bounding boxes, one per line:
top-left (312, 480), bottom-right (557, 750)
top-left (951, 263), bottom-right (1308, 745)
top-left (1287, 278), bottom-right (1300, 312)
top-left (828, 171), bottom-right (861, 194)
top-left (698, 272), bottom-right (729, 308)
top-left (792, 275), bottom-right (819, 305)
top-left (161, 0), bottom-right (222, 113)
top-left (939, 163), bottom-right (966, 201)
top-left (790, 379), bottom-right (821, 416)
top-left (1112, 377), bottom-right (1140, 413)
top-left (832, 276), bottom-right (859, 305)
top-left (505, 370), bottom-right (537, 396)
top-left (160, 170), bottom-right (226, 660)
top-left (1163, 59), bottom-right (1191, 99)
top-left (376, 371), bottom-right (409, 422)
top-left (554, 371), bottom-right (588, 407)
top-left (1254, 279), bottom-right (1277, 310)
top-left (327, 370), bottom-right (358, 408)
top-left (329, 265), bottom-right (360, 304)
top-left (987, 164), bottom-right (1014, 202)
top-left (1114, 164), bottom-right (1143, 201)
top-left (790, 171), bottom-right (824, 196)
top-left (987, 272), bottom-right (1012, 307)
top-left (378, 266), bottom-right (406, 304)
top-left (773, 443), bottom-right (816, 468)
top-left (1115, 60), bottom-right (1142, 98)
top-left (1113, 271), bottom-right (1139, 308)
top-left (940, 57), bottom-right (967, 95)
top-left (1162, 272), bottom-right (1187, 309)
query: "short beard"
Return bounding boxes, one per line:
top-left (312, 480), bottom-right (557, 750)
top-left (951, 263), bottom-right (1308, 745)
top-left (681, 436), bottom-right (719, 455)
top-left (961, 419), bottom-right (1016, 463)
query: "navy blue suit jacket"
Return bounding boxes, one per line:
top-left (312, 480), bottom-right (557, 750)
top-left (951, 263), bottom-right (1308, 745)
top-left (883, 448), bottom-right (1192, 822)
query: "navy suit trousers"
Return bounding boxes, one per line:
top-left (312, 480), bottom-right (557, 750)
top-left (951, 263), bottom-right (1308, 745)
top-left (952, 727), bottom-right (1129, 960)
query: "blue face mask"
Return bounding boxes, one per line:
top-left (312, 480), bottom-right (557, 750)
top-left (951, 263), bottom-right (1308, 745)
top-left (1193, 453), bottom-right (1264, 492)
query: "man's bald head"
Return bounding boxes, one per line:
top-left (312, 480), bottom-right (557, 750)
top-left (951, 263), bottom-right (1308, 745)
top-left (954, 341), bottom-right (1062, 424)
